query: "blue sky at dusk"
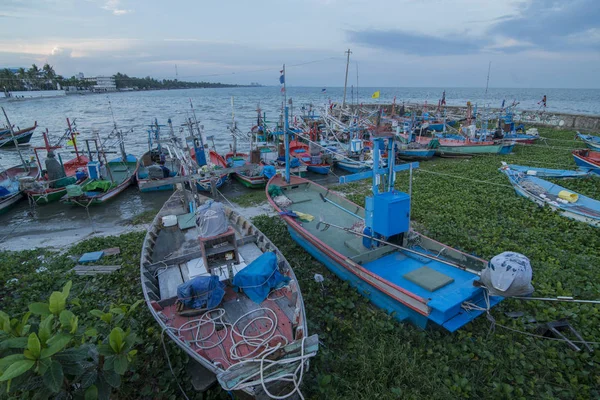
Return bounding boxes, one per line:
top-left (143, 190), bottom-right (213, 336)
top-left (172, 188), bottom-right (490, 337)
top-left (1, 0), bottom-right (598, 88)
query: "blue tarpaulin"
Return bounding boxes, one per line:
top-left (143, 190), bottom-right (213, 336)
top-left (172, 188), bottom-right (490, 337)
top-left (233, 252), bottom-right (289, 304)
top-left (177, 275), bottom-right (225, 309)
top-left (263, 165), bottom-right (276, 179)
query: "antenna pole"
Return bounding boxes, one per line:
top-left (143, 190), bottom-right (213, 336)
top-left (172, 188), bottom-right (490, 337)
top-left (1, 107), bottom-right (27, 170)
top-left (342, 49), bottom-right (352, 109)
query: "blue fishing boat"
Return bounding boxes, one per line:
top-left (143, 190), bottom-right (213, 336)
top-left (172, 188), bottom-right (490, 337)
top-left (137, 119), bottom-right (185, 192)
top-left (335, 158), bottom-right (370, 173)
top-left (396, 147), bottom-right (435, 161)
top-left (572, 149), bottom-right (600, 175)
top-left (267, 108), bottom-right (505, 331)
top-left (577, 132), bottom-right (600, 151)
top-left (505, 163), bottom-right (592, 178)
top-left (500, 165), bottom-right (600, 227)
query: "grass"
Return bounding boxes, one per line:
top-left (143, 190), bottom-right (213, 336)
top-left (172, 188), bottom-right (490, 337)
top-left (1, 126), bottom-right (599, 399)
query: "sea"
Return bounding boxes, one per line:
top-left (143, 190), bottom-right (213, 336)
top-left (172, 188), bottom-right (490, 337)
top-left (0, 86), bottom-right (599, 249)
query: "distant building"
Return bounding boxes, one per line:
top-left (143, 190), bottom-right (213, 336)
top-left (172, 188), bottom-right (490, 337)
top-left (77, 72), bottom-right (84, 79)
top-left (84, 76), bottom-right (116, 92)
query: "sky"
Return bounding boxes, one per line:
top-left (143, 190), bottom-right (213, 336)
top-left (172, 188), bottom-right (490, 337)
top-left (1, 0), bottom-right (599, 88)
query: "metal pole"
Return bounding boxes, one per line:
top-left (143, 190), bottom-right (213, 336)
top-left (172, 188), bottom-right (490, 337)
top-left (342, 49), bottom-right (351, 109)
top-left (284, 106), bottom-right (290, 184)
top-left (66, 118), bottom-right (81, 162)
top-left (1, 107), bottom-right (27, 170)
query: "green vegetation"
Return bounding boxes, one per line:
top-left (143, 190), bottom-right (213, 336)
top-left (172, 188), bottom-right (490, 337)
top-left (231, 190), bottom-right (267, 207)
top-left (113, 73), bottom-right (242, 90)
top-left (128, 209), bottom-right (158, 225)
top-left (1, 126), bottom-right (599, 399)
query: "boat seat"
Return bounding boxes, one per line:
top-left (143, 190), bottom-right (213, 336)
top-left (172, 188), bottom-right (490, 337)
top-left (403, 266), bottom-right (454, 292)
top-left (157, 266), bottom-right (185, 299)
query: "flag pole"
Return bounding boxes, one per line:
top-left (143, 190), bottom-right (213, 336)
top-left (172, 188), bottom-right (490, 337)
top-left (284, 106), bottom-right (290, 184)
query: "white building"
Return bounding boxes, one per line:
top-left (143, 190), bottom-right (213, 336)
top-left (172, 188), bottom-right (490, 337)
top-left (85, 76), bottom-right (117, 92)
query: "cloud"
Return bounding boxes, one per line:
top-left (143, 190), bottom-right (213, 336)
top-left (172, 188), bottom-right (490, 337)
top-left (348, 0), bottom-right (600, 56)
top-left (102, 0), bottom-right (132, 16)
top-left (347, 30), bottom-right (483, 56)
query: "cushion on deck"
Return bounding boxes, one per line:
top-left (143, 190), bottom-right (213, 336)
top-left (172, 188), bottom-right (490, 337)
top-left (403, 266), bottom-right (454, 292)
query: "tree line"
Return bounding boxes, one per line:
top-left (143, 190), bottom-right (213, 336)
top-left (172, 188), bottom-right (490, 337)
top-left (0, 64), bottom-right (244, 92)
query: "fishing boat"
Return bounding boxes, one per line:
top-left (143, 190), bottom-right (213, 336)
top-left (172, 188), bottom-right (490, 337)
top-left (137, 120), bottom-right (186, 192)
top-left (577, 132), bottom-right (600, 151)
top-left (0, 161), bottom-right (39, 213)
top-left (289, 140), bottom-right (331, 175)
top-left (22, 121), bottom-right (90, 204)
top-left (500, 165), bottom-right (600, 227)
top-left (572, 149), bottom-right (600, 175)
top-left (267, 118), bottom-right (503, 331)
top-left (61, 126), bottom-right (138, 206)
top-left (0, 122), bottom-right (37, 147)
top-left (434, 138), bottom-right (513, 157)
top-left (140, 189), bottom-right (317, 398)
top-left (504, 162), bottom-right (592, 178)
top-left (190, 148), bottom-right (229, 192)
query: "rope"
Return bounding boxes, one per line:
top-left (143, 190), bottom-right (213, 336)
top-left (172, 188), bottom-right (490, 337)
top-left (172, 306), bottom-right (309, 399)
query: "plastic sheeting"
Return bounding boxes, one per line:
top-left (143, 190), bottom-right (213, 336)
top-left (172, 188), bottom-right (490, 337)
top-left (177, 275), bottom-right (225, 310)
top-left (263, 165), bottom-right (276, 179)
top-left (480, 251), bottom-right (534, 297)
top-left (196, 200), bottom-right (228, 238)
top-left (232, 252), bottom-right (290, 304)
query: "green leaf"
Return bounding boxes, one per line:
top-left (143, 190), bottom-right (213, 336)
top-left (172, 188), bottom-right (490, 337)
top-left (61, 361), bottom-right (84, 376)
top-left (85, 384), bottom-right (98, 400)
top-left (102, 370), bottom-right (121, 388)
top-left (0, 354), bottom-right (26, 372)
top-left (109, 308), bottom-right (125, 315)
top-left (79, 369), bottom-right (97, 388)
top-left (70, 298), bottom-right (81, 308)
top-left (0, 359), bottom-right (34, 381)
top-left (38, 315), bottom-right (54, 345)
top-left (53, 347), bottom-right (89, 364)
top-left (0, 311), bottom-right (9, 329)
top-left (89, 310), bottom-right (104, 319)
top-left (128, 299), bottom-right (143, 313)
top-left (37, 357), bottom-right (52, 375)
top-left (100, 313), bottom-right (112, 324)
top-left (84, 328), bottom-right (98, 338)
top-left (108, 328), bottom-right (124, 354)
top-left (97, 344), bottom-right (114, 357)
top-left (61, 281), bottom-right (72, 299)
top-left (27, 333), bottom-right (41, 359)
top-left (0, 337), bottom-right (28, 351)
top-left (59, 310), bottom-right (74, 329)
top-left (42, 360), bottom-right (64, 393)
top-left (70, 316), bottom-right (79, 334)
top-left (40, 333), bottom-right (71, 359)
top-left (20, 312), bottom-right (31, 331)
top-left (48, 292), bottom-right (66, 315)
top-left (28, 303), bottom-right (50, 316)
top-left (113, 354), bottom-right (128, 375)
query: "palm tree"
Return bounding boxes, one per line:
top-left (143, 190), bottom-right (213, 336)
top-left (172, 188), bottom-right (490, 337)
top-left (27, 64), bottom-right (40, 89)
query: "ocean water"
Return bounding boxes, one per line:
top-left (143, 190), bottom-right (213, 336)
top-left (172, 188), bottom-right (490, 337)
top-left (0, 86), bottom-right (598, 245)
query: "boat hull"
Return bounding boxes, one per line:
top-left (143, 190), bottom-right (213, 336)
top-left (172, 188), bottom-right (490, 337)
top-left (233, 173), bottom-right (266, 189)
top-left (572, 150), bottom-right (600, 175)
top-left (0, 193), bottom-right (24, 214)
top-left (306, 164), bottom-right (331, 175)
top-left (397, 149), bottom-right (436, 161)
top-left (335, 161), bottom-right (369, 173)
top-left (436, 144), bottom-right (504, 157)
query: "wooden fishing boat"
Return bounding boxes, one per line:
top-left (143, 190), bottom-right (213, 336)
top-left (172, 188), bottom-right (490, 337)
top-left (572, 149), bottom-right (600, 175)
top-left (22, 128), bottom-right (89, 205)
top-left (137, 150), bottom-right (184, 192)
top-left (140, 189), bottom-right (317, 398)
top-left (577, 132), bottom-right (600, 151)
top-left (224, 152), bottom-right (268, 189)
top-left (0, 162), bottom-right (39, 214)
top-left (435, 139), bottom-right (512, 157)
top-left (505, 163), bottom-right (592, 179)
top-left (289, 140), bottom-right (330, 175)
top-left (61, 155), bottom-right (137, 206)
top-left (190, 149), bottom-right (229, 192)
top-left (500, 165), bottom-right (600, 227)
top-left (0, 123), bottom-right (37, 148)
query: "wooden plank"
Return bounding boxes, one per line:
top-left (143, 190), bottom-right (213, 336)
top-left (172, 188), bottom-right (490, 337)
top-left (72, 264), bottom-right (121, 276)
top-left (101, 247), bottom-right (121, 256)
